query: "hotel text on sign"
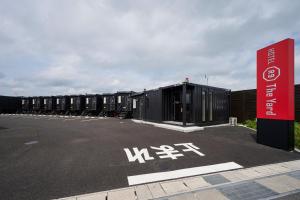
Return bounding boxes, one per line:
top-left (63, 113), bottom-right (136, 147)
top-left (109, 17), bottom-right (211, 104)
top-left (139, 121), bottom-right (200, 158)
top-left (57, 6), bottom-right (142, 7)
top-left (257, 39), bottom-right (294, 120)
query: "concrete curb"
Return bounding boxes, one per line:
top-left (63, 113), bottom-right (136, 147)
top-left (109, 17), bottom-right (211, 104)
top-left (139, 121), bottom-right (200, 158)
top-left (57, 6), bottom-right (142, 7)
top-left (131, 119), bottom-right (204, 132)
top-left (238, 124), bottom-right (257, 132)
top-left (0, 113), bottom-right (105, 120)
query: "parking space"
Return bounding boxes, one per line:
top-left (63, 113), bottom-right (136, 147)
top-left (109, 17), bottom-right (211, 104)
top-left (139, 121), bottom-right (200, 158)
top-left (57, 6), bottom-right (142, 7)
top-left (0, 114), bottom-right (299, 200)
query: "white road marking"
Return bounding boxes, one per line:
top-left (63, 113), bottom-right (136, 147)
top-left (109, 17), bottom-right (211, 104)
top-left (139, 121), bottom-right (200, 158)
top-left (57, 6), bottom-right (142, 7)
top-left (127, 162), bottom-right (243, 185)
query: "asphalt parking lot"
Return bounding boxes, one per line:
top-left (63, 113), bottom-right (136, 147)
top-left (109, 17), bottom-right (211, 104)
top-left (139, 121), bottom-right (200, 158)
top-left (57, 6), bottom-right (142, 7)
top-left (0, 114), bottom-right (300, 200)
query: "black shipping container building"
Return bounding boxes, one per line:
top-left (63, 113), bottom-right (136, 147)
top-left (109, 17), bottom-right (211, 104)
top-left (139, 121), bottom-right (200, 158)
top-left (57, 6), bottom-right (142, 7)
top-left (43, 96), bottom-right (56, 113)
top-left (83, 94), bottom-right (103, 116)
top-left (32, 96), bottom-right (44, 113)
top-left (102, 93), bottom-right (116, 116)
top-left (131, 92), bottom-right (145, 120)
top-left (55, 96), bottom-right (70, 114)
top-left (21, 97), bottom-right (32, 113)
top-left (132, 82), bottom-right (230, 126)
top-left (69, 95), bottom-right (85, 115)
top-left (0, 96), bottom-right (21, 114)
top-left (116, 91), bottom-right (134, 118)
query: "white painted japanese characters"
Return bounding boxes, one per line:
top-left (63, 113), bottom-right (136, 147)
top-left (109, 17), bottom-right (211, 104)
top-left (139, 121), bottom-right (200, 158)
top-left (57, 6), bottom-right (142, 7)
top-left (124, 143), bottom-right (205, 164)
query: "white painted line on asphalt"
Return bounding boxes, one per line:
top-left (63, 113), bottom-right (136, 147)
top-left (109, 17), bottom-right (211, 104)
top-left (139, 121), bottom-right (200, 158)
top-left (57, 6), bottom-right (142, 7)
top-left (127, 162), bottom-right (243, 185)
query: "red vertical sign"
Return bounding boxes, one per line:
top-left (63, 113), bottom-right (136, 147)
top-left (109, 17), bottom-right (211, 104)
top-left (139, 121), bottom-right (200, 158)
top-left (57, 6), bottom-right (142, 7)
top-left (257, 39), bottom-right (294, 120)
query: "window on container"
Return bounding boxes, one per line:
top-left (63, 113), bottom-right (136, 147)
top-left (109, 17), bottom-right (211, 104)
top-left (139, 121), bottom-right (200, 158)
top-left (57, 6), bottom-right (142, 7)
top-left (86, 98), bottom-right (89, 104)
top-left (118, 96), bottom-right (121, 103)
top-left (57, 98), bottom-right (60, 104)
top-left (202, 91), bottom-right (206, 122)
top-left (133, 99), bottom-right (137, 109)
top-left (209, 92), bottom-right (213, 121)
top-left (32, 99), bottom-right (35, 105)
top-left (70, 98), bottom-right (74, 104)
top-left (44, 99), bottom-right (46, 104)
top-left (103, 97), bottom-right (106, 104)
top-left (22, 100), bottom-right (25, 105)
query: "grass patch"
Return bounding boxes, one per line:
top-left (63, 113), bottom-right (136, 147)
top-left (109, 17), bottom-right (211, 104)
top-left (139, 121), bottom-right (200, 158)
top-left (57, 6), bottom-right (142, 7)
top-left (296, 122), bottom-right (300, 149)
top-left (242, 119), bottom-right (257, 130)
top-left (242, 119), bottom-right (300, 149)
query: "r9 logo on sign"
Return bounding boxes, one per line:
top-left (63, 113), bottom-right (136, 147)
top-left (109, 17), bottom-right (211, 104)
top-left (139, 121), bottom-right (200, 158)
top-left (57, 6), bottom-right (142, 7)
top-left (263, 66), bottom-right (280, 82)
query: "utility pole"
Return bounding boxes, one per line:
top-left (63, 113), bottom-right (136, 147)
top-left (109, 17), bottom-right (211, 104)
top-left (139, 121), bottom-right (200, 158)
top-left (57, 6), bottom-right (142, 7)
top-left (204, 74), bottom-right (208, 86)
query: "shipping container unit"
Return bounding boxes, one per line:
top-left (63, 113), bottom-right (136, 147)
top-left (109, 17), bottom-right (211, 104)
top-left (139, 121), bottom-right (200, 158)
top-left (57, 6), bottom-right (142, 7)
top-left (131, 82), bottom-right (230, 126)
top-left (116, 91), bottom-right (134, 118)
top-left (0, 96), bottom-right (21, 114)
top-left (131, 92), bottom-right (145, 120)
top-left (69, 95), bottom-right (85, 115)
top-left (32, 96), bottom-right (44, 114)
top-left (43, 96), bottom-right (56, 114)
top-left (55, 95), bottom-right (70, 115)
top-left (21, 97), bottom-right (33, 113)
top-left (83, 94), bottom-right (103, 116)
top-left (102, 93), bottom-right (116, 117)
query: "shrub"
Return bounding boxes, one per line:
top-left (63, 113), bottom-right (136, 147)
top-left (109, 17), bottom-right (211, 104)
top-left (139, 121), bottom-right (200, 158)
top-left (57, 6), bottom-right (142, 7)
top-left (241, 120), bottom-right (300, 149)
top-left (242, 119), bottom-right (257, 130)
top-left (295, 122), bottom-right (300, 149)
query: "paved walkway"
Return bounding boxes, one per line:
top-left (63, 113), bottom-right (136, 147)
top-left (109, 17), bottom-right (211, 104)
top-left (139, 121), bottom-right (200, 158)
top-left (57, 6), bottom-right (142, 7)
top-left (56, 159), bottom-right (300, 200)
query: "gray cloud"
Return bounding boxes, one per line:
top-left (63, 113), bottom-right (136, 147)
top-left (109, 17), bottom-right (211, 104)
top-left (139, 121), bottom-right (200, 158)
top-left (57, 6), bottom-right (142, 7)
top-left (0, 0), bottom-right (299, 96)
top-left (0, 72), bottom-right (5, 79)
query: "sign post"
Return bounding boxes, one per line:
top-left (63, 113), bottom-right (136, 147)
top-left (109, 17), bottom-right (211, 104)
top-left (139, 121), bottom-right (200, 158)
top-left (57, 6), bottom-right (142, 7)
top-left (257, 38), bottom-right (295, 151)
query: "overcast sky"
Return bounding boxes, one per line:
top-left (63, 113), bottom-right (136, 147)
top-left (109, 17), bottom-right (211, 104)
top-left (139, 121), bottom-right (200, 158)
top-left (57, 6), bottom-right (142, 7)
top-left (0, 0), bottom-right (299, 96)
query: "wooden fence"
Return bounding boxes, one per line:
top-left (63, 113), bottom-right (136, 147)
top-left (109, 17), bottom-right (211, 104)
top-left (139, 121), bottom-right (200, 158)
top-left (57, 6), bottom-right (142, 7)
top-left (230, 84), bottom-right (300, 123)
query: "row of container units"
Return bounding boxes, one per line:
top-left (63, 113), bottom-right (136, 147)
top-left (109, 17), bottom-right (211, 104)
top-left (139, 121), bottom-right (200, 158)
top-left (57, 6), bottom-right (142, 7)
top-left (0, 96), bottom-right (22, 113)
top-left (102, 91), bottom-right (133, 117)
top-left (131, 82), bottom-right (230, 126)
top-left (19, 92), bottom-right (134, 117)
top-left (1, 82), bottom-right (230, 125)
